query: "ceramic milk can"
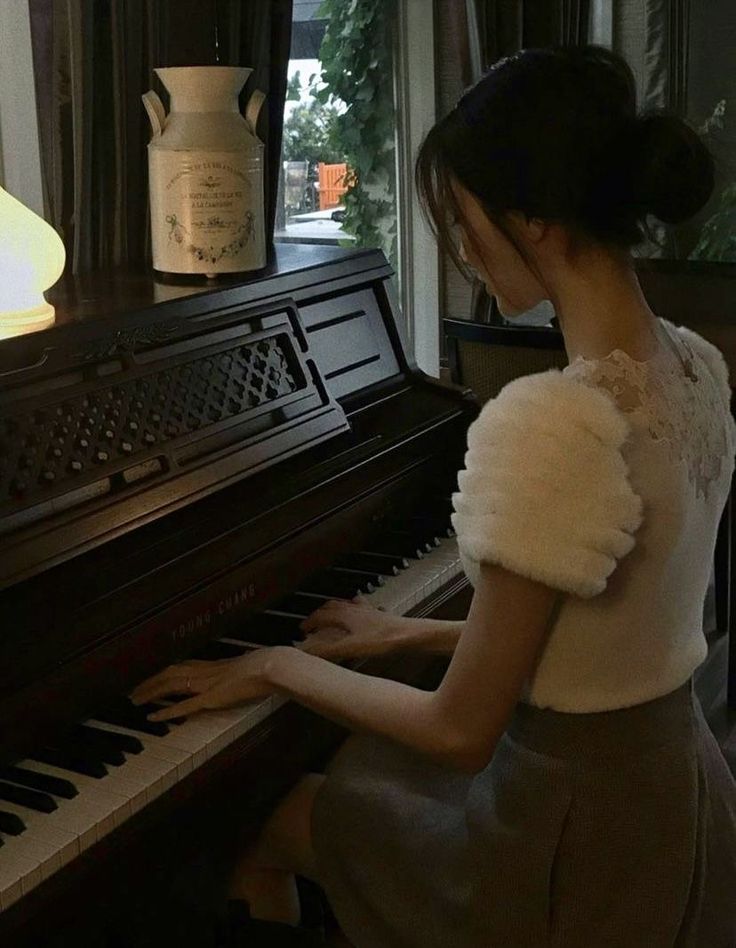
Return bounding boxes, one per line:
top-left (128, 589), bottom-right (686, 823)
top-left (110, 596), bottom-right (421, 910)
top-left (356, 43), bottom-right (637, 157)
top-left (143, 66), bottom-right (266, 277)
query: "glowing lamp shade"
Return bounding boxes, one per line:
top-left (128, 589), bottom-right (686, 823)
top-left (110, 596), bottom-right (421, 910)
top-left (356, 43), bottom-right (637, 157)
top-left (0, 185), bottom-right (66, 339)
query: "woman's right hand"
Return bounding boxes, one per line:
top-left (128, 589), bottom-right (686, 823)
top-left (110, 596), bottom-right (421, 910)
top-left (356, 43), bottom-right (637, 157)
top-left (295, 597), bottom-right (410, 660)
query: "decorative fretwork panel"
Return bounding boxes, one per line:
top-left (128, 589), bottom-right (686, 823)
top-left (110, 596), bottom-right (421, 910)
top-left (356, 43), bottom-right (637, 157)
top-left (0, 337), bottom-right (298, 507)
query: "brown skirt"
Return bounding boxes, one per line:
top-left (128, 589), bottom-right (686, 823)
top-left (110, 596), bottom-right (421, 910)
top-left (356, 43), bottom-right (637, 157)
top-left (311, 680), bottom-right (736, 947)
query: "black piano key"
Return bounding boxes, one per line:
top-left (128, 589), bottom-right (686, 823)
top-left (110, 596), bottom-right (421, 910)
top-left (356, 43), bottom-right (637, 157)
top-left (360, 537), bottom-right (425, 559)
top-left (272, 593), bottom-right (332, 618)
top-left (0, 780), bottom-right (58, 813)
top-left (382, 529), bottom-right (438, 553)
top-left (72, 725), bottom-right (143, 756)
top-left (29, 747), bottom-right (108, 779)
top-left (297, 576), bottom-right (359, 599)
top-left (0, 810), bottom-right (26, 835)
top-left (332, 567), bottom-right (386, 586)
top-left (299, 570), bottom-right (378, 598)
top-left (95, 698), bottom-right (170, 737)
top-left (0, 764), bottom-right (78, 799)
top-left (260, 609), bottom-right (310, 632)
top-left (229, 612), bottom-right (302, 647)
top-left (398, 514), bottom-right (455, 538)
top-left (48, 734), bottom-right (124, 769)
top-left (149, 702), bottom-right (186, 725)
top-left (333, 551), bottom-right (407, 574)
top-left (193, 639), bottom-right (249, 660)
top-left (61, 729), bottom-right (127, 767)
top-left (421, 491), bottom-right (454, 509)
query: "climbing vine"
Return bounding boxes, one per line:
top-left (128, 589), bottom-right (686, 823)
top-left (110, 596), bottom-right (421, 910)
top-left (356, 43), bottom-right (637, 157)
top-left (316, 0), bottom-right (398, 270)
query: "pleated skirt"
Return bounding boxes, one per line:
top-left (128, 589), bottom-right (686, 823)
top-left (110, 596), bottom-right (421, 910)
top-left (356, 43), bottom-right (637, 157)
top-left (311, 679), bottom-right (736, 947)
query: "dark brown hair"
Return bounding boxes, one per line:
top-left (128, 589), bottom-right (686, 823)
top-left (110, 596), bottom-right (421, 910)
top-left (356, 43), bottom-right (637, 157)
top-left (416, 44), bottom-right (715, 282)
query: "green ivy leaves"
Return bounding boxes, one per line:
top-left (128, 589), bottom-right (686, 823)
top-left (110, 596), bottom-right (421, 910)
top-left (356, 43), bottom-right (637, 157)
top-left (316, 0), bottom-right (398, 268)
top-left (689, 182), bottom-right (736, 262)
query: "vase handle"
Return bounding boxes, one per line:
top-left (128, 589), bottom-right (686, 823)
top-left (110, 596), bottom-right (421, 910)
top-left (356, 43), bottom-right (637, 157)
top-left (142, 91), bottom-right (167, 138)
top-left (245, 89), bottom-right (267, 136)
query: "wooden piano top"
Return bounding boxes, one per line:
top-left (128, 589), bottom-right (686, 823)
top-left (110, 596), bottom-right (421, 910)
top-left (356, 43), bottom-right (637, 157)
top-left (44, 244), bottom-right (379, 327)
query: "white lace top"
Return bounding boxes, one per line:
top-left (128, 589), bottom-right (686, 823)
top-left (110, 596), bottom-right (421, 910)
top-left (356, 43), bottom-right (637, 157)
top-left (565, 319), bottom-right (733, 504)
top-left (452, 317), bottom-right (736, 712)
top-left (537, 318), bottom-right (736, 711)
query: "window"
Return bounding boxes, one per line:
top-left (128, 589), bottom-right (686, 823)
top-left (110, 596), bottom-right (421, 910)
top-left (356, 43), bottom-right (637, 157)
top-left (276, 0), bottom-right (441, 377)
top-left (0, 1), bottom-right (44, 214)
top-left (275, 1), bottom-right (398, 272)
top-left (0, 0), bottom-right (442, 375)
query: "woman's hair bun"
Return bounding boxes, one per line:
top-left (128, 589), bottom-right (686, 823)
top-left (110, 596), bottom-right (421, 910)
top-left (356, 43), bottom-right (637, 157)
top-left (416, 43), bottom-right (718, 258)
top-left (632, 112), bottom-right (715, 223)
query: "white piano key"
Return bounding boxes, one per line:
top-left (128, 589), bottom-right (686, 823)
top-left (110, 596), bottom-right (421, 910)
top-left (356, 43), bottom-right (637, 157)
top-left (0, 851), bottom-right (39, 911)
top-left (116, 754), bottom-right (178, 806)
top-left (0, 832), bottom-right (61, 885)
top-left (0, 798), bottom-right (78, 887)
top-left (19, 862), bottom-right (43, 897)
top-left (0, 533), bottom-right (464, 914)
top-left (51, 792), bottom-right (128, 848)
top-left (199, 700), bottom-right (276, 758)
top-left (91, 717), bottom-right (209, 769)
top-left (10, 764), bottom-right (130, 850)
top-left (85, 720), bottom-right (195, 781)
top-left (361, 537), bottom-right (461, 614)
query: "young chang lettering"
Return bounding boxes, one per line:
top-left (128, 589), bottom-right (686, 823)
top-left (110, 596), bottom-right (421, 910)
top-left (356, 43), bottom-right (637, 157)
top-left (173, 583), bottom-right (258, 640)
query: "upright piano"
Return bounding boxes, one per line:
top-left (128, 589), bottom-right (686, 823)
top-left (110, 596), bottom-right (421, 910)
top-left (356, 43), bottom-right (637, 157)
top-left (0, 245), bottom-right (478, 946)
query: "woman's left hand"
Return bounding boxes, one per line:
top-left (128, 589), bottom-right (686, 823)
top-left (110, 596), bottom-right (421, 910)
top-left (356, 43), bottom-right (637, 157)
top-left (128, 647), bottom-right (282, 722)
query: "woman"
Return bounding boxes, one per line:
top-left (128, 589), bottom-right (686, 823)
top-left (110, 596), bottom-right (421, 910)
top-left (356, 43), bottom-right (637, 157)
top-left (131, 45), bottom-right (736, 947)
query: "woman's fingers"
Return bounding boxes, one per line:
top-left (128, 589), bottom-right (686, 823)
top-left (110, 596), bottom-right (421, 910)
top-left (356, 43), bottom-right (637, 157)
top-left (148, 695), bottom-right (205, 721)
top-left (130, 659), bottom-right (233, 704)
top-left (295, 626), bottom-right (351, 658)
top-left (135, 673), bottom-right (221, 705)
top-left (299, 600), bottom-right (362, 633)
top-left (304, 626), bottom-right (346, 642)
top-left (295, 637), bottom-right (350, 660)
top-left (296, 627), bottom-right (346, 651)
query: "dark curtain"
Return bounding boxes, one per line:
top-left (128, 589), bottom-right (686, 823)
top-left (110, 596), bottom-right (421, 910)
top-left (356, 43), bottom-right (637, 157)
top-left (466, 0), bottom-right (591, 322)
top-left (28, 0), bottom-right (293, 274)
top-left (471, 0), bottom-right (590, 71)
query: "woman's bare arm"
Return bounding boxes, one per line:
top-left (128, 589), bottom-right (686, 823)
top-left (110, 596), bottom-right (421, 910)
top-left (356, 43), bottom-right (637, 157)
top-left (135, 565), bottom-right (560, 773)
top-left (390, 615), bottom-right (465, 655)
top-left (296, 599), bottom-right (464, 659)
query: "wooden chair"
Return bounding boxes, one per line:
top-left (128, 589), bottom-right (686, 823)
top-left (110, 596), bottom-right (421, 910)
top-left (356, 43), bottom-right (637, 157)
top-left (443, 318), bottom-right (568, 403)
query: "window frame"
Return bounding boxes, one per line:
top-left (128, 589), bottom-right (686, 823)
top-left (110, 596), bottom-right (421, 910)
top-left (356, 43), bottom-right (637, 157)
top-left (394, 0), bottom-right (440, 377)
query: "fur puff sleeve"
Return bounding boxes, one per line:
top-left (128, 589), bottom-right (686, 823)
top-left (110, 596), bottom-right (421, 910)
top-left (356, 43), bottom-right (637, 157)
top-left (450, 370), bottom-right (644, 598)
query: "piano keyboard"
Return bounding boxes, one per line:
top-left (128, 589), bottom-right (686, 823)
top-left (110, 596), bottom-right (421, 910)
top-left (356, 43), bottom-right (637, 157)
top-left (0, 524), bottom-right (464, 911)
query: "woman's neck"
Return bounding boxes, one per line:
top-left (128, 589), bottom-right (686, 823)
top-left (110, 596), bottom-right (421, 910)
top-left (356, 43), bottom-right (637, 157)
top-left (550, 250), bottom-right (661, 364)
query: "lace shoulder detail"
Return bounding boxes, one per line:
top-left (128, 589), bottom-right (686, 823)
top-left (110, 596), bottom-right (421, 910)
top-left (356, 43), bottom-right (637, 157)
top-left (563, 320), bottom-right (736, 501)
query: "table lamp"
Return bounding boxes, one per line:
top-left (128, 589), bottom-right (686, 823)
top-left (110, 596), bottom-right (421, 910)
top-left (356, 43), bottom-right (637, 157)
top-left (0, 184), bottom-right (66, 340)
